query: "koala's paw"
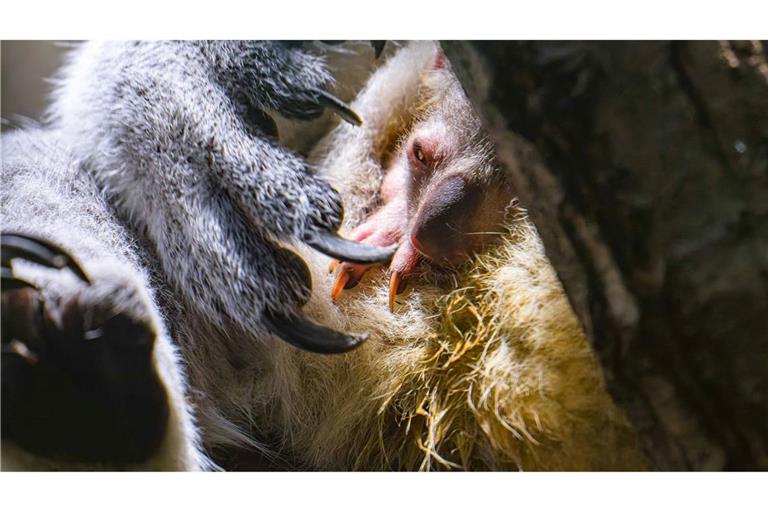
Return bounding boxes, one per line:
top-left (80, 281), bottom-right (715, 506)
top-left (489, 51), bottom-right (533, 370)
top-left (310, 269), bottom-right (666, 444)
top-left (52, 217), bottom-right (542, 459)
top-left (220, 137), bottom-right (397, 276)
top-left (1, 233), bottom-right (169, 466)
top-left (259, 248), bottom-right (369, 355)
top-left (275, 161), bottom-right (398, 267)
top-left (224, 41), bottom-right (363, 126)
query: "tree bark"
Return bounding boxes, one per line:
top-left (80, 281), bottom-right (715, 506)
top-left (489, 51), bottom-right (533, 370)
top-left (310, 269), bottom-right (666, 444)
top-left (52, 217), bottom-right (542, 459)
top-left (444, 41), bottom-right (768, 470)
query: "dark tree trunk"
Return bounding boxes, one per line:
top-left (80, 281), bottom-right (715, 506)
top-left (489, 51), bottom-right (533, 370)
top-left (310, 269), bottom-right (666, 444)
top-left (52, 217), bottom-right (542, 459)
top-left (444, 41), bottom-right (768, 470)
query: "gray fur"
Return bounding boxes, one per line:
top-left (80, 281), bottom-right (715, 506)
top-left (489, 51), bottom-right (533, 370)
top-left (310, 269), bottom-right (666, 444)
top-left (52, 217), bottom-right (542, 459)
top-left (1, 128), bottom-right (210, 470)
top-left (2, 41), bottom-right (367, 469)
top-left (48, 41), bottom-right (345, 336)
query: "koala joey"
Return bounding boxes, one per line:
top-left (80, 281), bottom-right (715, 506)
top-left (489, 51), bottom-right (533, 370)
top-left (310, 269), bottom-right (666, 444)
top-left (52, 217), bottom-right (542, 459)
top-left (326, 45), bottom-right (514, 310)
top-left (1, 41), bottom-right (388, 469)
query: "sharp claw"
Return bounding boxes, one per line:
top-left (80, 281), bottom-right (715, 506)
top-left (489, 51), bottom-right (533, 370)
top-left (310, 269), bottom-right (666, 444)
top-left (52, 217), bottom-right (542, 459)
top-left (1, 267), bottom-right (38, 291)
top-left (1, 232), bottom-right (91, 284)
top-left (331, 262), bottom-right (370, 301)
top-left (389, 271), bottom-right (401, 312)
top-left (305, 229), bottom-right (396, 265)
top-left (371, 41), bottom-right (386, 59)
top-left (311, 88), bottom-right (363, 126)
top-left (264, 311), bottom-right (368, 354)
top-left (388, 271), bottom-right (409, 312)
top-left (331, 271), bottom-right (350, 301)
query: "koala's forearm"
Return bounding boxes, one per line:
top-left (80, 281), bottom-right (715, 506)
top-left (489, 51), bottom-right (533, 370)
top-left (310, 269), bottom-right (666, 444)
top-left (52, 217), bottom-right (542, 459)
top-left (52, 42), bottom-right (332, 238)
top-left (47, 41), bottom-right (383, 350)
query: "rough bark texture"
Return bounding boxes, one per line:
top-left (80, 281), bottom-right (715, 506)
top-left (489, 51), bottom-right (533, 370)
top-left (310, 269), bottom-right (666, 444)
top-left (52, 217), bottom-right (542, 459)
top-left (443, 41), bottom-right (768, 470)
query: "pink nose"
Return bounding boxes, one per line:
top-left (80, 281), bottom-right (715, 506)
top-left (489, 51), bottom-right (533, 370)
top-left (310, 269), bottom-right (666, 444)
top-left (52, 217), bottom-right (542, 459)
top-left (409, 175), bottom-right (477, 266)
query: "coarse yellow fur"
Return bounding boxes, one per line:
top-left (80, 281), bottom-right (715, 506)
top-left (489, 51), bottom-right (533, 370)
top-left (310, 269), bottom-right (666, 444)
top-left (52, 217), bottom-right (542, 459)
top-left (272, 213), bottom-right (646, 470)
top-left (196, 41), bottom-right (647, 471)
top-left (245, 42), bottom-right (647, 470)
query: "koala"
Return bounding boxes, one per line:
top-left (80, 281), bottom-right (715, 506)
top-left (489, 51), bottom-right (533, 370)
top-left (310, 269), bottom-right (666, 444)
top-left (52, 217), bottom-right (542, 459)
top-left (2, 41), bottom-right (644, 470)
top-left (208, 41), bottom-right (646, 470)
top-left (327, 46), bottom-right (515, 310)
top-left (47, 41), bottom-right (393, 354)
top-left (1, 41), bottom-right (387, 469)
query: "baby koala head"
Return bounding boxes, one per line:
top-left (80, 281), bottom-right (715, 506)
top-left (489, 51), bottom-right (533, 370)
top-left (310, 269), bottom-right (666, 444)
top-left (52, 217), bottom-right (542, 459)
top-left (330, 48), bottom-right (516, 310)
top-left (399, 62), bottom-right (514, 268)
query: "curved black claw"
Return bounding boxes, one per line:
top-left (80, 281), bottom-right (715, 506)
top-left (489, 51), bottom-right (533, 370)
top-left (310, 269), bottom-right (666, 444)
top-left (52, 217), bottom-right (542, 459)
top-left (1, 267), bottom-right (37, 291)
top-left (304, 228), bottom-right (396, 265)
top-left (371, 41), bottom-right (386, 59)
top-left (264, 311), bottom-right (368, 354)
top-left (1, 232), bottom-right (90, 284)
top-left (311, 88), bottom-right (363, 126)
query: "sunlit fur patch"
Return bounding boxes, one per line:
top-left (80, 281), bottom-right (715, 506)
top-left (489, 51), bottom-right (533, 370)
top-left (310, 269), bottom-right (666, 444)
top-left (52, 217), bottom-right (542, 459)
top-left (276, 214), bottom-right (646, 470)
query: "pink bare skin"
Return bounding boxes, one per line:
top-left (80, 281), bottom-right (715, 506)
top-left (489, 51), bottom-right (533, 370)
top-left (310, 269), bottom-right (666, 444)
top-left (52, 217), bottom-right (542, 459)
top-left (330, 59), bottom-right (515, 310)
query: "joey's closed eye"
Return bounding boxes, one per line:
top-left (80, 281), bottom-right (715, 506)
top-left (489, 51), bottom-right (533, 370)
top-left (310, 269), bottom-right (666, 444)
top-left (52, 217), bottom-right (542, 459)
top-left (408, 138), bottom-right (440, 171)
top-left (413, 141), bottom-right (427, 164)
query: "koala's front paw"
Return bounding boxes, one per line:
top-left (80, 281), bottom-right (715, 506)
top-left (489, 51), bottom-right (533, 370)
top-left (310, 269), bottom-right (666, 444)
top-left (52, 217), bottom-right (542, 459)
top-left (181, 209), bottom-right (379, 355)
top-left (1, 233), bottom-right (169, 466)
top-left (226, 144), bottom-right (395, 267)
top-left (210, 41), bottom-right (363, 126)
top-left (261, 246), bottom-right (372, 355)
